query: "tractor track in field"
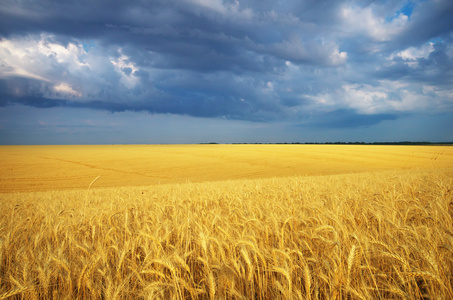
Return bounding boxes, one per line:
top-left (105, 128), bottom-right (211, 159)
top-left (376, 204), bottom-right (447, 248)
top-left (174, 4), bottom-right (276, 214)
top-left (2, 145), bottom-right (452, 193)
top-left (32, 155), bottom-right (177, 181)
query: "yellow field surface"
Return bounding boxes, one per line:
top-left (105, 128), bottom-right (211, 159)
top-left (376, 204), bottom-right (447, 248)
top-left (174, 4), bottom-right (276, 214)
top-left (1, 144), bottom-right (452, 192)
top-left (1, 145), bottom-right (453, 299)
top-left (1, 167), bottom-right (453, 299)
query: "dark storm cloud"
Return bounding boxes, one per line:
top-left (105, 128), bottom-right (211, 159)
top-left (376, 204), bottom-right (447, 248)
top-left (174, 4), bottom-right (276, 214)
top-left (0, 0), bottom-right (345, 69)
top-left (306, 109), bottom-right (397, 128)
top-left (372, 37), bottom-right (453, 87)
top-left (0, 72), bottom-right (278, 121)
top-left (0, 0), bottom-right (452, 139)
top-left (395, 0), bottom-right (453, 47)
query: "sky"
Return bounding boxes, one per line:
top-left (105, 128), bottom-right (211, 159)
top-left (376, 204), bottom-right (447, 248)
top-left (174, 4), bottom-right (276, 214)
top-left (0, 0), bottom-right (452, 144)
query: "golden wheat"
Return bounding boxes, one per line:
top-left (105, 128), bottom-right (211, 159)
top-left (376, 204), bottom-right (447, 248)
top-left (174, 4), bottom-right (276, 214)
top-left (1, 145), bottom-right (453, 299)
top-left (0, 286), bottom-right (31, 300)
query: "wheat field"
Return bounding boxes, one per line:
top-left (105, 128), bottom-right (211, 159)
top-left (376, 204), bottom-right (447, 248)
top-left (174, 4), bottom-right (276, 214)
top-left (1, 145), bottom-right (453, 299)
top-left (1, 144), bottom-right (451, 192)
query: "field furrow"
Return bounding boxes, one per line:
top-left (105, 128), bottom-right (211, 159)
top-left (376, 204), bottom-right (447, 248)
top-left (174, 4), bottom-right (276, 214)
top-left (1, 145), bottom-right (453, 192)
top-left (1, 145), bottom-right (453, 299)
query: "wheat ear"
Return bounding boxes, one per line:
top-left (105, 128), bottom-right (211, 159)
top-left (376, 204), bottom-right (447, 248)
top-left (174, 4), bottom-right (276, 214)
top-left (347, 244), bottom-right (358, 287)
top-left (0, 286), bottom-right (31, 300)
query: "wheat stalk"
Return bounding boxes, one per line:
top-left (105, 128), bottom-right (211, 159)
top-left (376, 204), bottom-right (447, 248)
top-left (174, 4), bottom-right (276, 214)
top-left (88, 175), bottom-right (101, 190)
top-left (346, 244), bottom-right (358, 287)
top-left (303, 263), bottom-right (311, 300)
top-left (0, 286), bottom-right (31, 300)
top-left (2, 150), bottom-right (453, 299)
top-left (207, 270), bottom-right (216, 300)
top-left (271, 266), bottom-right (292, 298)
top-left (240, 247), bottom-right (253, 282)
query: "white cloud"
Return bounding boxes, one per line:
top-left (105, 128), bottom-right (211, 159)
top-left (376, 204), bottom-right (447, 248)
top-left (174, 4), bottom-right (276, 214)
top-left (392, 42), bottom-right (434, 60)
top-left (186, 0), bottom-right (227, 14)
top-left (183, 0), bottom-right (253, 21)
top-left (329, 47), bottom-right (348, 66)
top-left (422, 84), bottom-right (453, 100)
top-left (110, 51), bottom-right (140, 89)
top-left (265, 81), bottom-right (274, 92)
top-left (53, 83), bottom-right (82, 98)
top-left (0, 34), bottom-right (90, 81)
top-left (0, 34), bottom-right (133, 102)
top-left (266, 36), bottom-right (347, 66)
top-left (343, 83), bottom-right (389, 114)
top-left (342, 81), bottom-right (437, 114)
top-left (341, 6), bottom-right (408, 41)
top-left (0, 38), bottom-right (50, 81)
top-left (387, 42), bottom-right (435, 68)
top-left (37, 34), bottom-right (90, 68)
top-left (304, 80), bottom-right (447, 115)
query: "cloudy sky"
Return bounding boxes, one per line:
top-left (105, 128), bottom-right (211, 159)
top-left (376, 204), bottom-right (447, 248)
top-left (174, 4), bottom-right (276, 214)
top-left (1, 0), bottom-right (452, 144)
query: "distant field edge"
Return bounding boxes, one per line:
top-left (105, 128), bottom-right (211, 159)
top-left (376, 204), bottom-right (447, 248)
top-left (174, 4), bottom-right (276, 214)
top-left (1, 141), bottom-right (453, 146)
top-left (1, 144), bottom-right (453, 193)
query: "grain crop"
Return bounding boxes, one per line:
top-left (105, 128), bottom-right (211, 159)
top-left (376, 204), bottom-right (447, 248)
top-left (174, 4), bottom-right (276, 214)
top-left (0, 145), bottom-right (452, 299)
top-left (1, 144), bottom-right (451, 192)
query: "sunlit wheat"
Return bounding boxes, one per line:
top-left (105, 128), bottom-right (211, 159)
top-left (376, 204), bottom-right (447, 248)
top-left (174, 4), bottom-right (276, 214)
top-left (0, 145), bottom-right (453, 299)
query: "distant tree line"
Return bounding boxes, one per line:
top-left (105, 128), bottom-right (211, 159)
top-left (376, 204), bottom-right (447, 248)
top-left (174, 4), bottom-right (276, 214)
top-left (289, 141), bottom-right (453, 145)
